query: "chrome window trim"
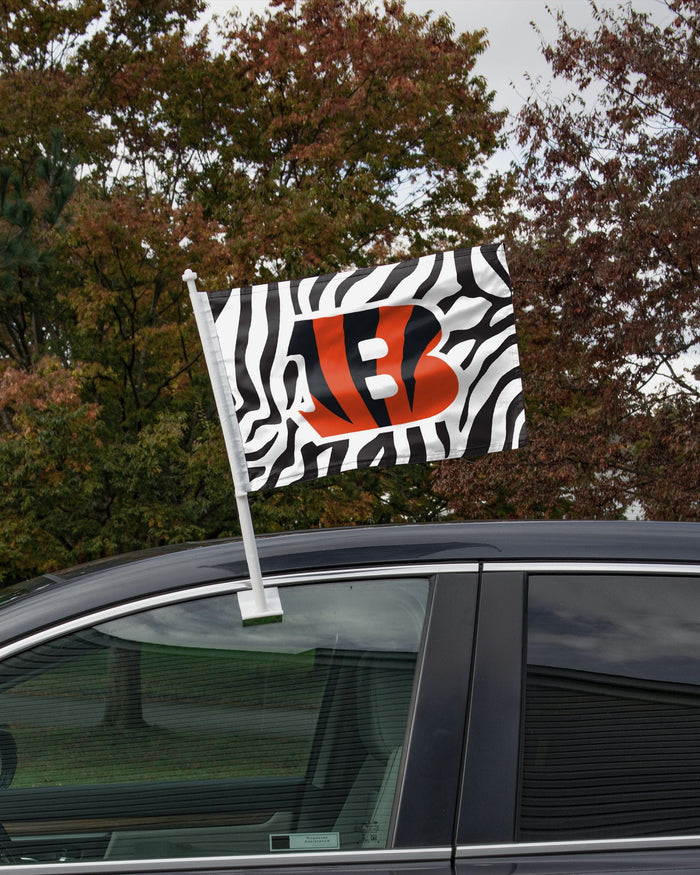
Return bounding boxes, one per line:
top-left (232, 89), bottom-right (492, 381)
top-left (0, 563), bottom-right (477, 661)
top-left (457, 834), bottom-right (700, 857)
top-left (246, 563), bottom-right (478, 586)
top-left (482, 561), bottom-right (700, 575)
top-left (3, 846), bottom-right (452, 874)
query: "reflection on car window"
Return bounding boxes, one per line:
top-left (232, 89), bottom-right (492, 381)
top-left (520, 574), bottom-right (700, 841)
top-left (0, 578), bottom-right (428, 863)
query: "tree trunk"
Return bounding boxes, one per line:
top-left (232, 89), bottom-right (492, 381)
top-left (100, 646), bottom-right (148, 730)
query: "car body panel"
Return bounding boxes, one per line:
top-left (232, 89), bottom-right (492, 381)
top-left (2, 520), bottom-right (699, 645)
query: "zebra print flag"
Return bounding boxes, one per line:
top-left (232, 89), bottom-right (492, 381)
top-left (198, 243), bottom-right (526, 492)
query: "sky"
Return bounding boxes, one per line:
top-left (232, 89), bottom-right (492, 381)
top-left (408, 0), bottom-right (672, 112)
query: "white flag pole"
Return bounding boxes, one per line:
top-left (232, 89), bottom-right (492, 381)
top-left (183, 269), bottom-right (282, 625)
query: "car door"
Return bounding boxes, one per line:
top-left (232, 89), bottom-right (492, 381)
top-left (0, 563), bottom-right (477, 875)
top-left (456, 563), bottom-right (700, 875)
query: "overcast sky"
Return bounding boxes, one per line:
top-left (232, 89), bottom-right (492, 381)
top-left (411, 0), bottom-right (672, 111)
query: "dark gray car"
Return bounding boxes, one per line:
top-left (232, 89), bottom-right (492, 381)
top-left (1, 520), bottom-right (700, 875)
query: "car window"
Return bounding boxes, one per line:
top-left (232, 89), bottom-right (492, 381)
top-left (519, 573), bottom-right (700, 841)
top-left (0, 577), bottom-right (429, 863)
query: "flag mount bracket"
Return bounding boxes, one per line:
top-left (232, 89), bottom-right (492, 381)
top-left (238, 587), bottom-right (284, 627)
top-left (183, 267), bottom-right (283, 627)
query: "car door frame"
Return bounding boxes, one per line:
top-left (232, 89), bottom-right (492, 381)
top-left (455, 560), bottom-right (700, 874)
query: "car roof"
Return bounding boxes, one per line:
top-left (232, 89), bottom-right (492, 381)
top-left (1, 520), bottom-right (699, 647)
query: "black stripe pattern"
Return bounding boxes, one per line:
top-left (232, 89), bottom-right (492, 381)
top-left (205, 244), bottom-right (526, 491)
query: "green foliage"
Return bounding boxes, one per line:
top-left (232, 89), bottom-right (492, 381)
top-left (0, 0), bottom-right (499, 584)
top-left (12, 725), bottom-right (307, 786)
top-left (250, 464), bottom-right (448, 532)
top-left (0, 130), bottom-right (76, 368)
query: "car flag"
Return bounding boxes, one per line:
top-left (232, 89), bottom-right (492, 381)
top-left (188, 243), bottom-right (526, 494)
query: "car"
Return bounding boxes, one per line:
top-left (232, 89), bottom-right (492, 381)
top-left (1, 520), bottom-right (700, 874)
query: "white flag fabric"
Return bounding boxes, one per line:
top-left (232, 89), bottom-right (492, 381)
top-left (196, 244), bottom-right (526, 491)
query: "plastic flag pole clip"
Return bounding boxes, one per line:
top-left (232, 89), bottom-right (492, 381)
top-left (183, 269), bottom-right (283, 626)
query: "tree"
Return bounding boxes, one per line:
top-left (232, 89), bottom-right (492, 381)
top-left (0, 131), bottom-right (77, 370)
top-left (186, 0), bottom-right (505, 283)
top-left (100, 646), bottom-right (147, 731)
top-left (0, 0), bottom-right (507, 585)
top-left (437, 0), bottom-right (700, 521)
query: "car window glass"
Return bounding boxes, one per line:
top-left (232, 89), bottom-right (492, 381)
top-left (0, 577), bottom-right (428, 863)
top-left (520, 574), bottom-right (700, 841)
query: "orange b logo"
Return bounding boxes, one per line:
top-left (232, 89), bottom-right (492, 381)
top-left (288, 305), bottom-right (459, 438)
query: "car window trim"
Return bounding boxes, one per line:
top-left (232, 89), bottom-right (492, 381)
top-left (2, 846), bottom-right (453, 874)
top-left (483, 561), bottom-right (700, 574)
top-left (456, 834), bottom-right (700, 858)
top-left (0, 563), bottom-right (478, 662)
